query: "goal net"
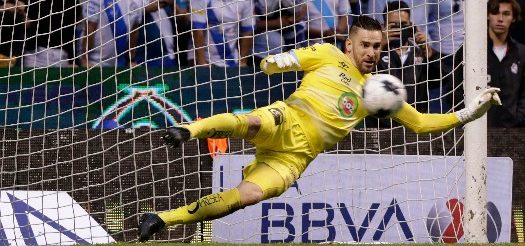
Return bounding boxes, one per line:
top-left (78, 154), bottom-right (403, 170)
top-left (0, 0), bottom-right (514, 244)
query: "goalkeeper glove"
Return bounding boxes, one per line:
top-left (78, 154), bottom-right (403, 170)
top-left (264, 52), bottom-right (300, 70)
top-left (456, 87), bottom-right (502, 124)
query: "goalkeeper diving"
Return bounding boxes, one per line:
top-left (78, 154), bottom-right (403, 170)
top-left (138, 15), bottom-right (501, 242)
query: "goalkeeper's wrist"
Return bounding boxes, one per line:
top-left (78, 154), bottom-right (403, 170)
top-left (456, 108), bottom-right (473, 124)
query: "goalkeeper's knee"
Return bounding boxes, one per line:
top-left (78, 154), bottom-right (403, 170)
top-left (238, 181), bottom-right (264, 206)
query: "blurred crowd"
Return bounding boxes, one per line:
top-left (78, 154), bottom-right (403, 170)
top-left (0, 0), bottom-right (523, 126)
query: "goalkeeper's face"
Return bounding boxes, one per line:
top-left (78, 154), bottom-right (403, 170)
top-left (345, 29), bottom-right (383, 74)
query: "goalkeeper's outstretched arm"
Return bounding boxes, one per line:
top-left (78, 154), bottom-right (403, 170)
top-left (260, 43), bottom-right (339, 75)
top-left (393, 88), bottom-right (502, 134)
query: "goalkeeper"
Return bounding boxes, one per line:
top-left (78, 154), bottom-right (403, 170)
top-left (138, 15), bottom-right (501, 242)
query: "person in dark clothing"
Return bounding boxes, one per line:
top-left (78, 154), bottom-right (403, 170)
top-left (487, 0), bottom-right (525, 127)
top-left (136, 0), bottom-right (190, 68)
top-left (0, 0), bottom-right (31, 67)
top-left (22, 0), bottom-right (81, 67)
top-left (364, 0), bottom-right (452, 128)
top-left (509, 0), bottom-right (525, 45)
top-left (377, 1), bottom-right (450, 112)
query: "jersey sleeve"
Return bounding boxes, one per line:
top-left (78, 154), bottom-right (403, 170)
top-left (260, 43), bottom-right (337, 74)
top-left (392, 102), bottom-right (461, 134)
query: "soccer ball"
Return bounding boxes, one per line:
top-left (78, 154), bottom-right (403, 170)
top-left (362, 74), bottom-right (407, 118)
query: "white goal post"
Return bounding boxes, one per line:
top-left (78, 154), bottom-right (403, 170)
top-left (463, 0), bottom-right (488, 242)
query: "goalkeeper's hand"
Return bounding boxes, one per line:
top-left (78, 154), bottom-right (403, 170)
top-left (456, 87), bottom-right (502, 124)
top-left (263, 52), bottom-right (300, 70)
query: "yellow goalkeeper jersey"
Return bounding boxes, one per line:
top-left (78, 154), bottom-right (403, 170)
top-left (261, 43), bottom-right (461, 155)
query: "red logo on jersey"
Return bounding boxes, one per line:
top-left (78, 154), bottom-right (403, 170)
top-left (338, 92), bottom-right (359, 118)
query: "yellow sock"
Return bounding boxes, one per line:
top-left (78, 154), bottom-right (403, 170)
top-left (158, 188), bottom-right (242, 226)
top-left (184, 113), bottom-right (248, 139)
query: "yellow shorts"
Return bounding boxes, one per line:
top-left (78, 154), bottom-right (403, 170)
top-left (241, 101), bottom-right (314, 198)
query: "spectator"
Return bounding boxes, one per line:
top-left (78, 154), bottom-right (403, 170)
top-left (348, 0), bottom-right (362, 24)
top-left (306, 0), bottom-right (350, 49)
top-left (427, 0), bottom-right (464, 59)
top-left (252, 0), bottom-right (307, 66)
top-left (136, 0), bottom-right (189, 68)
top-left (368, 0), bottom-right (465, 113)
top-left (0, 0), bottom-right (30, 67)
top-left (369, 0), bottom-right (464, 56)
top-left (22, 0), bottom-right (81, 67)
top-left (191, 0), bottom-right (254, 67)
top-left (427, 0), bottom-right (465, 113)
top-left (173, 0), bottom-right (190, 67)
top-left (377, 0), bottom-right (448, 113)
top-left (509, 0), bottom-right (525, 44)
top-left (80, 0), bottom-right (144, 67)
top-left (486, 0), bottom-right (525, 127)
top-left (367, 0), bottom-right (427, 27)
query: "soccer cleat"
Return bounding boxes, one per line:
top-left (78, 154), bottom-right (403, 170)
top-left (162, 127), bottom-right (191, 148)
top-left (138, 213), bottom-right (166, 242)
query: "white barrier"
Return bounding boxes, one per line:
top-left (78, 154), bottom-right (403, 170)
top-left (0, 191), bottom-right (114, 245)
top-left (212, 154), bottom-right (512, 243)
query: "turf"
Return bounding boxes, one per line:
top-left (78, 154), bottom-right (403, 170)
top-left (99, 243), bottom-right (521, 246)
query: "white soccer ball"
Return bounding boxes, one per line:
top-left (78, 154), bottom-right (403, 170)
top-left (362, 74), bottom-right (407, 118)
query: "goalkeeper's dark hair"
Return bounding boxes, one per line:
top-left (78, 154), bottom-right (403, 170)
top-left (348, 15), bottom-right (383, 37)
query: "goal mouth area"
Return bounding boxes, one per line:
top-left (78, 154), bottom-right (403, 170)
top-left (0, 0), bottom-right (517, 244)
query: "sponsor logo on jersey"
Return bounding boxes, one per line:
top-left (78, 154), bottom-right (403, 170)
top-left (338, 61), bottom-right (349, 70)
top-left (338, 72), bottom-right (352, 86)
top-left (338, 92), bottom-right (358, 118)
top-left (300, 46), bottom-right (317, 52)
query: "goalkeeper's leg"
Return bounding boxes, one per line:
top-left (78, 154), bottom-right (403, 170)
top-left (138, 162), bottom-right (287, 242)
top-left (163, 113), bottom-right (260, 147)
